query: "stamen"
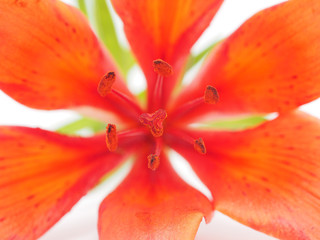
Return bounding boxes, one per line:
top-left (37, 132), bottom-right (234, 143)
top-left (98, 72), bottom-right (115, 97)
top-left (194, 137), bottom-right (206, 154)
top-left (106, 124), bottom-right (118, 152)
top-left (204, 86), bottom-right (219, 104)
top-left (118, 128), bottom-right (148, 139)
top-left (167, 129), bottom-right (207, 155)
top-left (153, 59), bottom-right (173, 77)
top-left (170, 85), bottom-right (219, 121)
top-left (97, 72), bottom-right (142, 114)
top-left (147, 154), bottom-right (160, 171)
top-left (154, 74), bottom-right (164, 108)
top-left (111, 88), bottom-right (142, 113)
top-left (152, 59), bottom-right (173, 109)
top-left (139, 109), bottom-right (167, 137)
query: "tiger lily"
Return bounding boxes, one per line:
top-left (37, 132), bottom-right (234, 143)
top-left (0, 0), bottom-right (320, 239)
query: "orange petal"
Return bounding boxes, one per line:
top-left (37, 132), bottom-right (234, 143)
top-left (0, 0), bottom-right (139, 122)
top-left (0, 127), bottom-right (126, 239)
top-left (169, 111), bottom-right (320, 239)
top-left (98, 153), bottom-right (212, 240)
top-left (111, 0), bottom-right (223, 108)
top-left (171, 0), bottom-right (320, 122)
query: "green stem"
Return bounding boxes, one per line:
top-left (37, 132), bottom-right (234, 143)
top-left (77, 0), bottom-right (88, 17)
top-left (57, 117), bottom-right (105, 135)
top-left (93, 0), bottom-right (135, 76)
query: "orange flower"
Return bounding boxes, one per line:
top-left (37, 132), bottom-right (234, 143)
top-left (0, 0), bottom-right (320, 239)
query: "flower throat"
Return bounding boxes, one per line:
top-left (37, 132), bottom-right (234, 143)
top-left (97, 59), bottom-right (219, 171)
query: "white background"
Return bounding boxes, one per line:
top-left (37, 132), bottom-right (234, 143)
top-left (1, 0), bottom-right (319, 239)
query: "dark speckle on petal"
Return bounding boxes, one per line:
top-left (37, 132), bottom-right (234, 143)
top-left (14, 0), bottom-right (27, 7)
top-left (26, 195), bottom-right (35, 200)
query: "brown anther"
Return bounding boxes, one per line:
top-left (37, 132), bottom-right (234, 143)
top-left (204, 85), bottom-right (219, 104)
top-left (106, 124), bottom-right (118, 152)
top-left (147, 154), bottom-right (160, 171)
top-left (194, 138), bottom-right (206, 154)
top-left (97, 72), bottom-right (116, 97)
top-left (139, 109), bottom-right (167, 137)
top-left (153, 59), bottom-right (173, 77)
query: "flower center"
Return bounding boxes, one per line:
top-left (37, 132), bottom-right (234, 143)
top-left (139, 109), bottom-right (167, 137)
top-left (97, 59), bottom-right (219, 171)
top-left (138, 108), bottom-right (167, 171)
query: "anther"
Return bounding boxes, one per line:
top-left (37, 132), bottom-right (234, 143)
top-left (98, 72), bottom-right (116, 97)
top-left (97, 72), bottom-right (143, 114)
top-left (153, 59), bottom-right (173, 77)
top-left (170, 85), bottom-right (219, 121)
top-left (194, 137), bottom-right (206, 154)
top-left (139, 109), bottom-right (167, 137)
top-left (147, 138), bottom-right (162, 171)
top-left (204, 85), bottom-right (219, 104)
top-left (106, 124), bottom-right (118, 152)
top-left (147, 154), bottom-right (160, 171)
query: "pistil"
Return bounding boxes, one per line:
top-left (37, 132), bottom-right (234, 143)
top-left (139, 107), bottom-right (167, 170)
top-left (139, 109), bottom-right (167, 137)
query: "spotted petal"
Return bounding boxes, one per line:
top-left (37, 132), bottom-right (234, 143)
top-left (111, 0), bottom-right (223, 108)
top-left (169, 111), bottom-right (320, 239)
top-left (98, 152), bottom-right (212, 240)
top-left (0, 127), bottom-right (127, 240)
top-left (171, 0), bottom-right (320, 122)
top-left (0, 0), bottom-right (139, 122)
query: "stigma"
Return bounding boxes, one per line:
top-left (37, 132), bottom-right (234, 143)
top-left (139, 109), bottom-right (167, 137)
